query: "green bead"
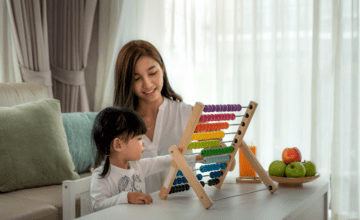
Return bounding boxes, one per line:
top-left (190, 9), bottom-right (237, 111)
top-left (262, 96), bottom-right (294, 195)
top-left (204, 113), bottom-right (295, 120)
top-left (220, 148), bottom-right (226, 154)
top-left (215, 140), bottom-right (221, 147)
top-left (228, 146), bottom-right (234, 153)
top-left (211, 149), bottom-right (216, 156)
top-left (188, 143), bottom-right (192, 149)
top-left (206, 141), bottom-right (211, 148)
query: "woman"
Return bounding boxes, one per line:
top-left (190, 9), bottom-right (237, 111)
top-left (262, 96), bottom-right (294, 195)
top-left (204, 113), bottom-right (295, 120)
top-left (113, 40), bottom-right (235, 193)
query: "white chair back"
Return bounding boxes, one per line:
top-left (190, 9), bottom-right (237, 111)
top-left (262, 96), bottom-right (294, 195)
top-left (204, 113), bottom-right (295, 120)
top-left (63, 176), bottom-right (92, 220)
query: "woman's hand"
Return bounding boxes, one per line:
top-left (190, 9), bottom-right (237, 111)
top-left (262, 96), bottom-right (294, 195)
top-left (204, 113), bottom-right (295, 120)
top-left (196, 154), bottom-right (204, 161)
top-left (128, 192), bottom-right (153, 204)
top-left (229, 159), bottom-right (236, 171)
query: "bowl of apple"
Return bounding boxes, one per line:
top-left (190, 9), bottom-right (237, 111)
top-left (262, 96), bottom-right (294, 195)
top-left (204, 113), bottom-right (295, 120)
top-left (268, 147), bottom-right (320, 187)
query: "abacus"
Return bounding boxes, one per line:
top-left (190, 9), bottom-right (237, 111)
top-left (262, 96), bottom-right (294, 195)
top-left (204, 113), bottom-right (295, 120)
top-left (159, 101), bottom-right (277, 209)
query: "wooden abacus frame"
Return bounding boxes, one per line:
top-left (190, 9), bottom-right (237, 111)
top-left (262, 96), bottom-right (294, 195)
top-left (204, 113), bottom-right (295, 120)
top-left (159, 101), bottom-right (277, 209)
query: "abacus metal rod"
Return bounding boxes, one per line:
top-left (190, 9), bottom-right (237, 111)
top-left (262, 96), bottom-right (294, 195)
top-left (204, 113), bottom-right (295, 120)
top-left (187, 160), bottom-right (204, 164)
top-left (212, 188), bottom-right (268, 202)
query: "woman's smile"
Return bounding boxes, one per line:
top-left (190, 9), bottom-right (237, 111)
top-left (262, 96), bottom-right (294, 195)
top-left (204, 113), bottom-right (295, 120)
top-left (144, 88), bottom-right (156, 95)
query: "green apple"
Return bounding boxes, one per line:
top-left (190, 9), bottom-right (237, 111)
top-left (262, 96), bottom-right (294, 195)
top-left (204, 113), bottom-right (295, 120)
top-left (268, 160), bottom-right (287, 177)
top-left (302, 161), bottom-right (316, 177)
top-left (285, 162), bottom-right (306, 178)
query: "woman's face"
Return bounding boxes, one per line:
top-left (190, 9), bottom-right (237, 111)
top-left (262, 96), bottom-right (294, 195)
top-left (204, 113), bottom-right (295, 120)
top-left (133, 56), bottom-right (164, 104)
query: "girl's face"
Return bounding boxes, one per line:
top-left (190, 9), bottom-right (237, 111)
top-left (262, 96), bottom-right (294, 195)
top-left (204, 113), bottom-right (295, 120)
top-left (133, 56), bottom-right (164, 104)
top-left (122, 134), bottom-right (146, 161)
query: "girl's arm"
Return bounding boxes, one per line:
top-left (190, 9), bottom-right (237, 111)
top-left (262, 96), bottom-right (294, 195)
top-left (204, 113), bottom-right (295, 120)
top-left (90, 173), bottom-right (128, 212)
top-left (138, 154), bottom-right (196, 178)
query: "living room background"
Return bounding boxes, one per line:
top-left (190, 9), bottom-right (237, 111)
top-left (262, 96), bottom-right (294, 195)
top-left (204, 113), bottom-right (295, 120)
top-left (1, 1), bottom-right (359, 219)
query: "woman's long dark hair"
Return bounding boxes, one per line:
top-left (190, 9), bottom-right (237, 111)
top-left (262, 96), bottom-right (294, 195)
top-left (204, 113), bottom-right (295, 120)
top-left (114, 40), bottom-right (183, 110)
top-left (92, 107), bottom-right (147, 178)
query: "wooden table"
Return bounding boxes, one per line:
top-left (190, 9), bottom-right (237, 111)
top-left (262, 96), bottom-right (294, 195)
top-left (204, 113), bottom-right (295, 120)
top-left (78, 176), bottom-right (329, 220)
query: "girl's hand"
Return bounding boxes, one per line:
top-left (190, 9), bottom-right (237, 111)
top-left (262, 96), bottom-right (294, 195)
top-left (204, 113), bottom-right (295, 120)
top-left (128, 192), bottom-right (153, 204)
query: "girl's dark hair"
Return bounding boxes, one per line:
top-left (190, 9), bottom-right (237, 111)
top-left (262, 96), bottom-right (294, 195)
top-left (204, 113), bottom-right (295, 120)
top-left (92, 107), bottom-right (147, 178)
top-left (114, 40), bottom-right (183, 110)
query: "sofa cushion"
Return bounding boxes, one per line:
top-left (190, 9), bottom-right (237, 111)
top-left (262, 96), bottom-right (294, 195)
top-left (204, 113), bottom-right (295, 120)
top-left (62, 112), bottom-right (98, 174)
top-left (3, 173), bottom-right (91, 220)
top-left (0, 99), bottom-right (80, 193)
top-left (0, 194), bottom-right (58, 220)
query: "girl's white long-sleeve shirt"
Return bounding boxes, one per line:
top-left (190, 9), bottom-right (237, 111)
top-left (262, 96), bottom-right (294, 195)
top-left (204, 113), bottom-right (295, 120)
top-left (90, 154), bottom-right (196, 212)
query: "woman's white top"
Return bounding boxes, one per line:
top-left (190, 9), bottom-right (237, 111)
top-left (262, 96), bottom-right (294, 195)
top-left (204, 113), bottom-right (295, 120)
top-left (142, 97), bottom-right (195, 194)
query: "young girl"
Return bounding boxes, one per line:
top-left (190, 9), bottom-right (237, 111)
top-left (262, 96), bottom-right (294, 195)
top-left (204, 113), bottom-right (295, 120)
top-left (90, 107), bottom-right (203, 212)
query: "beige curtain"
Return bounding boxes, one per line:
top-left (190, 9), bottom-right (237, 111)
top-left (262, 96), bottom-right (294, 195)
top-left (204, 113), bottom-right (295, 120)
top-left (6, 0), bottom-right (53, 97)
top-left (47, 0), bottom-right (97, 112)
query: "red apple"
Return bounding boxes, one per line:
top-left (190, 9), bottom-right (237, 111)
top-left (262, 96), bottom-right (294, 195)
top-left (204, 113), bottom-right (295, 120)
top-left (282, 147), bottom-right (302, 164)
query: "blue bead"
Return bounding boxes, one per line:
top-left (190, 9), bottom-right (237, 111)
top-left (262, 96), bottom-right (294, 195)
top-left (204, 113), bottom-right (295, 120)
top-left (182, 177), bottom-right (186, 184)
top-left (210, 172), bottom-right (215, 178)
top-left (196, 174), bottom-right (202, 181)
top-left (205, 165), bottom-right (210, 172)
top-left (220, 162), bottom-right (226, 169)
top-left (215, 163), bottom-right (220, 170)
top-left (200, 166), bottom-right (206, 173)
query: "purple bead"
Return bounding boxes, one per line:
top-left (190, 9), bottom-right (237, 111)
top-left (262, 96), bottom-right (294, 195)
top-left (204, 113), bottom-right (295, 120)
top-left (210, 105), bottom-right (215, 112)
top-left (224, 105), bottom-right (228, 112)
top-left (238, 104), bottom-right (242, 111)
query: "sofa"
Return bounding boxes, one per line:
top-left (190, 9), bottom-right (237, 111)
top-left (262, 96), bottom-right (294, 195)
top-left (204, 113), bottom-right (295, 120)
top-left (0, 83), bottom-right (97, 220)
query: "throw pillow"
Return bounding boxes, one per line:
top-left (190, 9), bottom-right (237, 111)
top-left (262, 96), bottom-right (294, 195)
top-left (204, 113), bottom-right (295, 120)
top-left (0, 99), bottom-right (80, 192)
top-left (62, 112), bottom-right (98, 174)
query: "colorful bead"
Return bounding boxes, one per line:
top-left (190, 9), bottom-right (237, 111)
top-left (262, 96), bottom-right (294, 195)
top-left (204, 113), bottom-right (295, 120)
top-left (220, 162), bottom-right (227, 169)
top-left (182, 177), bottom-right (187, 183)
